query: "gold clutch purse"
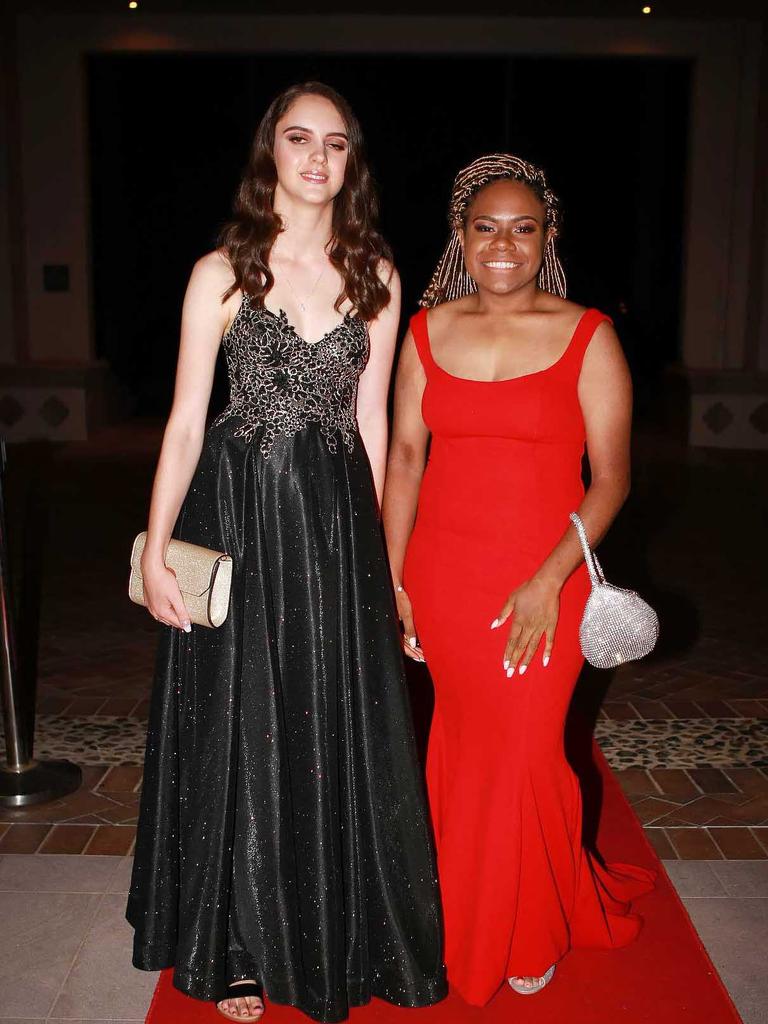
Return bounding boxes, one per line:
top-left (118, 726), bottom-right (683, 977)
top-left (128, 532), bottom-right (233, 628)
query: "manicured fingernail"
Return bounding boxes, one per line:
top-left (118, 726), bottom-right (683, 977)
top-left (543, 655), bottom-right (550, 667)
top-left (519, 664), bottom-right (527, 675)
top-left (490, 619), bottom-right (500, 629)
top-left (507, 666), bottom-right (514, 677)
top-left (183, 622), bottom-right (191, 633)
top-left (503, 659), bottom-right (509, 670)
top-left (408, 636), bottom-right (417, 648)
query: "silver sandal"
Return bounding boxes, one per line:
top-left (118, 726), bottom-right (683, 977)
top-left (508, 964), bottom-right (556, 995)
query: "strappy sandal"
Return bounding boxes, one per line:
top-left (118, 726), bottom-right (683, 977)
top-left (216, 981), bottom-right (265, 1022)
top-left (508, 964), bottom-right (556, 995)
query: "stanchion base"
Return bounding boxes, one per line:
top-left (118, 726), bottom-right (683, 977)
top-left (0, 760), bottom-right (82, 807)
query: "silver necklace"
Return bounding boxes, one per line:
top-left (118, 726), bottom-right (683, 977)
top-left (284, 263), bottom-right (326, 313)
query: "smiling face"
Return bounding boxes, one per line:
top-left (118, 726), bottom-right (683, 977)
top-left (460, 178), bottom-right (549, 297)
top-left (272, 93), bottom-right (349, 208)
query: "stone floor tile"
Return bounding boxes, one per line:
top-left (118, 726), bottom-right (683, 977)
top-left (688, 768), bottom-right (740, 794)
top-left (653, 796), bottom-right (741, 828)
top-left (99, 765), bottom-right (143, 792)
top-left (644, 827), bottom-right (677, 859)
top-left (61, 697), bottom-right (108, 716)
top-left (708, 861), bottom-right (768, 897)
top-left (39, 825), bottom-right (97, 854)
top-left (667, 828), bottom-right (724, 859)
top-left (0, 853), bottom-right (121, 892)
top-left (84, 825), bottom-right (136, 856)
top-left (726, 700), bottom-right (768, 718)
top-left (707, 795), bottom-right (768, 826)
top-left (79, 765), bottom-right (111, 790)
top-left (722, 768), bottom-right (768, 797)
top-left (682, 897), bottom-right (767, 1024)
top-left (710, 828), bottom-right (768, 860)
top-left (602, 702), bottom-right (640, 720)
top-left (613, 768), bottom-right (660, 797)
top-left (106, 854), bottom-right (135, 893)
top-left (50, 893), bottom-right (158, 1020)
top-left (661, 859), bottom-right (727, 896)
top-left (0, 824), bottom-right (51, 853)
top-left (694, 699), bottom-right (739, 718)
top-left (650, 768), bottom-right (700, 801)
top-left (624, 797), bottom-right (680, 824)
top-left (100, 697), bottom-right (143, 716)
top-left (629, 700), bottom-right (670, 719)
top-left (751, 828), bottom-right (768, 854)
top-left (0, 891), bottom-right (101, 1018)
top-left (0, 789), bottom-right (127, 825)
top-left (663, 699), bottom-right (705, 718)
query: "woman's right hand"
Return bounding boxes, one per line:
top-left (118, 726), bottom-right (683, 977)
top-left (395, 586), bottom-right (425, 663)
top-left (141, 555), bottom-right (191, 632)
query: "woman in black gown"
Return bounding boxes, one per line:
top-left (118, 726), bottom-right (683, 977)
top-left (126, 82), bottom-right (447, 1023)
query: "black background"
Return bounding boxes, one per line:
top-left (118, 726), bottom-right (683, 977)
top-left (89, 53), bottom-right (690, 416)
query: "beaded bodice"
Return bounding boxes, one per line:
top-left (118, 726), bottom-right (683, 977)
top-left (213, 295), bottom-right (369, 458)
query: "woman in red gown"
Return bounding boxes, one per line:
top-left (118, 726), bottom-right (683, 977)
top-left (382, 154), bottom-right (654, 1004)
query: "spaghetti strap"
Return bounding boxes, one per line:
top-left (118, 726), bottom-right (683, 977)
top-left (409, 308), bottom-right (436, 375)
top-left (565, 308), bottom-right (613, 371)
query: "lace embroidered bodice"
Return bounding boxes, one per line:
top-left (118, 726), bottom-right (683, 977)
top-left (213, 295), bottom-right (370, 458)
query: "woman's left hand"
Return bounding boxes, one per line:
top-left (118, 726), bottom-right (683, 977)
top-left (491, 577), bottom-right (561, 677)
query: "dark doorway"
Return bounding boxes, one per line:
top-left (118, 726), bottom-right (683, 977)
top-left (88, 52), bottom-right (689, 416)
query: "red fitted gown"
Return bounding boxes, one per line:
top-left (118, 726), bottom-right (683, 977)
top-left (403, 307), bottom-right (654, 1006)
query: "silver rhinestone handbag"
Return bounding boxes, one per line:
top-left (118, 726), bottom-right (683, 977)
top-left (569, 512), bottom-right (659, 669)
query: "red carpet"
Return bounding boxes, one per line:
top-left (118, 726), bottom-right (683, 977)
top-left (145, 744), bottom-right (742, 1024)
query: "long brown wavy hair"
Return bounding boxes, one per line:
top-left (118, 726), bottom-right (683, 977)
top-left (219, 82), bottom-right (392, 321)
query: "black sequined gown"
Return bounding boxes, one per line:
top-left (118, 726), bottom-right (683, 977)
top-left (127, 297), bottom-right (447, 1021)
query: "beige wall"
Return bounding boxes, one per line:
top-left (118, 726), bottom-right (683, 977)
top-left (2, 12), bottom-right (767, 441)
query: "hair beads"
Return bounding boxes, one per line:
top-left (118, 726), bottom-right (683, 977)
top-left (420, 153), bottom-right (567, 308)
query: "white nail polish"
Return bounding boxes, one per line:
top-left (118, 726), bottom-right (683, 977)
top-left (543, 655), bottom-right (550, 667)
top-left (507, 666), bottom-right (514, 677)
top-left (503, 659), bottom-right (509, 670)
top-left (519, 664), bottom-right (527, 675)
top-left (408, 636), bottom-right (417, 648)
top-left (183, 623), bottom-right (191, 633)
top-left (490, 619), bottom-right (500, 629)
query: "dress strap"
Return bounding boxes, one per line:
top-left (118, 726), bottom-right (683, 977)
top-left (409, 308), bottom-right (436, 375)
top-left (565, 308), bottom-right (613, 370)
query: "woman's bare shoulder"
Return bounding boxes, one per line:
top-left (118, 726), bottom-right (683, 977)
top-left (190, 249), bottom-right (236, 296)
top-left (426, 295), bottom-right (472, 328)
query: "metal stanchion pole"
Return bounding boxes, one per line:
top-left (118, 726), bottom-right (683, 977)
top-left (0, 438), bottom-right (81, 806)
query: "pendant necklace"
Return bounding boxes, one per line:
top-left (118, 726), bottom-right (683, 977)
top-left (284, 263), bottom-right (326, 313)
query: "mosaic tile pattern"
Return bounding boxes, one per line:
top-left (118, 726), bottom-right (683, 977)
top-left (6, 714), bottom-right (767, 771)
top-left (593, 718), bottom-right (768, 769)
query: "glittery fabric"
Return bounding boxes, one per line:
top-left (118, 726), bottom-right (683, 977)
top-left (126, 308), bottom-right (447, 1021)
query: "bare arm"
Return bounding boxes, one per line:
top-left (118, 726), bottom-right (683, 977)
top-left (495, 321), bottom-right (633, 673)
top-left (140, 252), bottom-right (234, 629)
top-left (536, 320), bottom-right (632, 586)
top-left (356, 265), bottom-right (401, 505)
top-left (381, 328), bottom-right (429, 660)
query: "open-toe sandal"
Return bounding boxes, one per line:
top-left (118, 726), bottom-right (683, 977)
top-left (508, 964), bottom-right (556, 995)
top-left (216, 981), bottom-right (265, 1022)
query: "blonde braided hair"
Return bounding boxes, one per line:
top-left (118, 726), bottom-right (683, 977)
top-left (420, 153), bottom-right (566, 308)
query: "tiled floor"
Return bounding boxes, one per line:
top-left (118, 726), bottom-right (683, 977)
top-left (0, 853), bottom-right (154, 1022)
top-left (0, 423), bottom-right (766, 1020)
top-left (0, 854), bottom-right (765, 1023)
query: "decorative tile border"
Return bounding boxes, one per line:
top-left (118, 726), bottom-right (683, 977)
top-left (594, 718), bottom-right (768, 769)
top-left (2, 714), bottom-right (766, 771)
